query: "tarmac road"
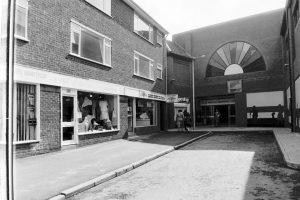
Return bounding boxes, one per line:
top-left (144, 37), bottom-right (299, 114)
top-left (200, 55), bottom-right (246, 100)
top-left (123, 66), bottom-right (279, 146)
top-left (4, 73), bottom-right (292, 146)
top-left (70, 131), bottom-right (300, 200)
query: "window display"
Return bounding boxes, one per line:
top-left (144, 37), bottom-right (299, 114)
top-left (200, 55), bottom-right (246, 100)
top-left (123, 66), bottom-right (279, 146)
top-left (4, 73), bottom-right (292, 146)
top-left (77, 91), bottom-right (118, 133)
top-left (136, 99), bottom-right (156, 127)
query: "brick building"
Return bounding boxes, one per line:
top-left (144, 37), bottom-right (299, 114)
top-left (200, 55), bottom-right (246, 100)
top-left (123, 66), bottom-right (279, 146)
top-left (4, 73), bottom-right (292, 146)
top-left (281, 0), bottom-right (300, 132)
top-left (13, 0), bottom-right (168, 157)
top-left (173, 9), bottom-right (287, 128)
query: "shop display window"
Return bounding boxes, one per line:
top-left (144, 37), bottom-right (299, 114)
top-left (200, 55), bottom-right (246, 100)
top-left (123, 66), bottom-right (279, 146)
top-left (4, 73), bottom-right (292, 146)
top-left (136, 99), bottom-right (156, 127)
top-left (77, 91), bottom-right (118, 133)
top-left (16, 83), bottom-right (37, 141)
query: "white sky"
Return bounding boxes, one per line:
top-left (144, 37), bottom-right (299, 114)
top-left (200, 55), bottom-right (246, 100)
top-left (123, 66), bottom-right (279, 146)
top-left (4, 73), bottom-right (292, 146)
top-left (132, 0), bottom-right (286, 39)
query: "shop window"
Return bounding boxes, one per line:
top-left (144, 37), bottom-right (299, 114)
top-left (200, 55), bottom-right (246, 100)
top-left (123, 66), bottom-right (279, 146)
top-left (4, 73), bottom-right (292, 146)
top-left (16, 83), bottom-right (37, 141)
top-left (157, 64), bottom-right (163, 79)
top-left (15, 0), bottom-right (28, 39)
top-left (157, 31), bottom-right (163, 45)
top-left (136, 99), bottom-right (156, 127)
top-left (77, 91), bottom-right (118, 133)
top-left (85, 0), bottom-right (111, 16)
top-left (134, 52), bottom-right (154, 80)
top-left (70, 21), bottom-right (112, 66)
top-left (134, 13), bottom-right (153, 43)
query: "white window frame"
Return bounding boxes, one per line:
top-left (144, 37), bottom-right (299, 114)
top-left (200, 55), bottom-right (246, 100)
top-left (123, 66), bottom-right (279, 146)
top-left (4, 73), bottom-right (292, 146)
top-left (15, 0), bottom-right (28, 40)
top-left (13, 82), bottom-right (40, 144)
top-left (157, 31), bottom-right (163, 46)
top-left (157, 64), bottom-right (163, 79)
top-left (134, 13), bottom-right (154, 43)
top-left (70, 20), bottom-right (112, 67)
top-left (134, 51), bottom-right (154, 81)
top-left (85, 0), bottom-right (111, 16)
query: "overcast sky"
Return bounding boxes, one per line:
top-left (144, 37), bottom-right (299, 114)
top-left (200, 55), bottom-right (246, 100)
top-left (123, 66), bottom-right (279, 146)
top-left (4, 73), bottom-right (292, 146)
top-left (132, 0), bottom-right (286, 39)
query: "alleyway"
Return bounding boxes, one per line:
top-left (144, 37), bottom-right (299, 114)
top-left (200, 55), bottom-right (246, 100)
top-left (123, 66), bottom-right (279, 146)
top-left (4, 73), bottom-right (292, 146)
top-left (70, 132), bottom-right (300, 200)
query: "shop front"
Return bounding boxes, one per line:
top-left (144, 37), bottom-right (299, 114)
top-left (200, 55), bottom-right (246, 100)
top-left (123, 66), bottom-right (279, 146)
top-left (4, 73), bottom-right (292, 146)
top-left (61, 88), bottom-right (120, 146)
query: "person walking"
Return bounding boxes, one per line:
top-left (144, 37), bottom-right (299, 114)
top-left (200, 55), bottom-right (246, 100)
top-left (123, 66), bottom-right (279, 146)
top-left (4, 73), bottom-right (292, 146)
top-left (176, 110), bottom-right (184, 132)
top-left (183, 110), bottom-right (192, 133)
top-left (215, 109), bottom-right (221, 127)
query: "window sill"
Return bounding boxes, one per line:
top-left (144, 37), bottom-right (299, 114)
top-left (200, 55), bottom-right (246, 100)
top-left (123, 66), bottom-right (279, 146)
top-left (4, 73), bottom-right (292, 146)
top-left (133, 31), bottom-right (155, 46)
top-left (15, 35), bottom-right (29, 43)
top-left (157, 77), bottom-right (163, 80)
top-left (133, 73), bottom-right (155, 81)
top-left (69, 53), bottom-right (112, 68)
top-left (78, 129), bottom-right (119, 136)
top-left (13, 140), bottom-right (39, 145)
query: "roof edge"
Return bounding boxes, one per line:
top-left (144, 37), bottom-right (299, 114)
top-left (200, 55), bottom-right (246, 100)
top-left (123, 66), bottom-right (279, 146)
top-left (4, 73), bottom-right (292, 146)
top-left (122, 0), bottom-right (169, 34)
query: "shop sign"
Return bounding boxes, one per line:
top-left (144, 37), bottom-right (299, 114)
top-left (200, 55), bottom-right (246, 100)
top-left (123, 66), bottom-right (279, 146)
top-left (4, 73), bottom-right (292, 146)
top-left (227, 80), bottom-right (242, 93)
top-left (166, 94), bottom-right (178, 103)
top-left (139, 91), bottom-right (166, 101)
top-left (177, 97), bottom-right (189, 103)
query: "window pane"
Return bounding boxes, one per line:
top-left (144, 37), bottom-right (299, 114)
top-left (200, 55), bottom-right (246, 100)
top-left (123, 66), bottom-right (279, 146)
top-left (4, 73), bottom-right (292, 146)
top-left (104, 44), bottom-right (111, 66)
top-left (136, 99), bottom-right (156, 126)
top-left (135, 15), bottom-right (150, 40)
top-left (71, 31), bottom-right (79, 54)
top-left (15, 6), bottom-right (26, 38)
top-left (157, 32), bottom-right (163, 45)
top-left (81, 30), bottom-right (103, 63)
top-left (63, 96), bottom-right (74, 122)
top-left (149, 26), bottom-right (153, 43)
top-left (16, 84), bottom-right (36, 141)
top-left (139, 56), bottom-right (150, 78)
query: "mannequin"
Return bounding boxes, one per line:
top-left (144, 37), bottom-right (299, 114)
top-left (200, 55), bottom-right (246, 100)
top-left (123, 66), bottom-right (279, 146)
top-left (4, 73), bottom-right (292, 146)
top-left (99, 100), bottom-right (109, 120)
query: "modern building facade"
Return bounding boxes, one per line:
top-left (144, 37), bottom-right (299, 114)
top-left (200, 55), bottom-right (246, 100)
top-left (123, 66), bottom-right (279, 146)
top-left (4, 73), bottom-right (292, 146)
top-left (13, 0), bottom-right (168, 157)
top-left (281, 0), bottom-right (300, 132)
top-left (173, 9), bottom-right (287, 128)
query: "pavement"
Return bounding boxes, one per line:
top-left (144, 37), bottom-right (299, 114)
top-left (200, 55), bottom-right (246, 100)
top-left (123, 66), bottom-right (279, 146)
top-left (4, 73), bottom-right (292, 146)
top-left (14, 128), bottom-right (300, 200)
top-left (15, 131), bottom-right (210, 200)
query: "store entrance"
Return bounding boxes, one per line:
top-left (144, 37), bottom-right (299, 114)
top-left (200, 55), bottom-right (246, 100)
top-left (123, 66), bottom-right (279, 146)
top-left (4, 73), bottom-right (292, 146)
top-left (198, 98), bottom-right (236, 126)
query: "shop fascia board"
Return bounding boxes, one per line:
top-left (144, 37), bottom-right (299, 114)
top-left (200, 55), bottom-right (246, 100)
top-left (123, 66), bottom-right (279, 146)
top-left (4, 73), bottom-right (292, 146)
top-left (14, 64), bottom-right (166, 101)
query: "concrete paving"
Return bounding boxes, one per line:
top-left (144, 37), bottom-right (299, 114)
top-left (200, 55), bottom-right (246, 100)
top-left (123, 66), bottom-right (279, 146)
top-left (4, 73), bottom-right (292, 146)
top-left (69, 131), bottom-right (300, 200)
top-left (170, 127), bottom-right (300, 169)
top-left (15, 132), bottom-right (204, 200)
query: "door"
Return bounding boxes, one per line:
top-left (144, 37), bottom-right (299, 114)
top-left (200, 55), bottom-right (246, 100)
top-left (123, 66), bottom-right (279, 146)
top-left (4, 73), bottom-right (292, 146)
top-left (62, 95), bottom-right (76, 145)
top-left (127, 98), bottom-right (133, 133)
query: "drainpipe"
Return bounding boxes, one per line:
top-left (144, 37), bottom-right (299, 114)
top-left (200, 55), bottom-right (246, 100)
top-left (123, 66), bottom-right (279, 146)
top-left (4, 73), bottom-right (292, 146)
top-left (5, 0), bottom-right (16, 199)
top-left (287, 8), bottom-right (296, 132)
top-left (192, 58), bottom-right (195, 130)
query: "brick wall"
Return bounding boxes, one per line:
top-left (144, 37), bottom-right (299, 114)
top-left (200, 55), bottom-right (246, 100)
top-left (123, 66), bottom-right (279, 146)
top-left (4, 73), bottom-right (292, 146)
top-left (173, 9), bottom-right (285, 97)
top-left (16, 85), bottom-right (61, 158)
top-left (16, 0), bottom-right (166, 95)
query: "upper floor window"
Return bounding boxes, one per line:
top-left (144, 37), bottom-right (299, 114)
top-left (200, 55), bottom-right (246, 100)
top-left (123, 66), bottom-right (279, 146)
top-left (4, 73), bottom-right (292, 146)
top-left (70, 21), bottom-right (111, 66)
top-left (15, 0), bottom-right (28, 39)
top-left (157, 31), bottom-right (163, 45)
top-left (134, 52), bottom-right (154, 80)
top-left (157, 64), bottom-right (163, 79)
top-left (134, 13), bottom-right (153, 43)
top-left (85, 0), bottom-right (111, 16)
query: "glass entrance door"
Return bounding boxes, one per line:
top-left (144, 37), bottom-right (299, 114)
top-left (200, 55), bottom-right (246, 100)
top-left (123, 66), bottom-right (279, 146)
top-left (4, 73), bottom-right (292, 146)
top-left (62, 95), bottom-right (76, 145)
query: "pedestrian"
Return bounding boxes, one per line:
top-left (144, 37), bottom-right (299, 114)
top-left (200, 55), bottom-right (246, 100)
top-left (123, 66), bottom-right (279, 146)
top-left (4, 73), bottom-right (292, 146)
top-left (277, 104), bottom-right (284, 127)
top-left (215, 109), bottom-right (220, 127)
top-left (183, 110), bottom-right (192, 133)
top-left (176, 110), bottom-right (184, 132)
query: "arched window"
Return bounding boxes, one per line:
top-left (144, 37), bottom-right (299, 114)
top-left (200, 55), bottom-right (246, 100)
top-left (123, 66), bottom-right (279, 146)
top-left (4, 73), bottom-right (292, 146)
top-left (206, 41), bottom-right (266, 77)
